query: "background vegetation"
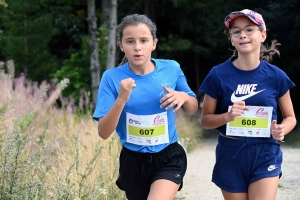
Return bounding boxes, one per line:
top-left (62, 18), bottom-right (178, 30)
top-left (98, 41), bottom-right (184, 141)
top-left (0, 0), bottom-right (299, 122)
top-left (0, 0), bottom-right (299, 199)
top-left (0, 60), bottom-right (200, 199)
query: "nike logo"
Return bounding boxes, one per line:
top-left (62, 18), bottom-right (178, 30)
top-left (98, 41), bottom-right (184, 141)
top-left (267, 165), bottom-right (278, 171)
top-left (231, 89), bottom-right (265, 102)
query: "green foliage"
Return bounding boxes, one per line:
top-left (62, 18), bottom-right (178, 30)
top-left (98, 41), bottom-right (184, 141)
top-left (0, 0), bottom-right (7, 7)
top-left (0, 0), bottom-right (58, 82)
top-left (51, 25), bottom-right (108, 103)
top-left (19, 113), bottom-right (36, 131)
top-left (0, 117), bottom-right (49, 200)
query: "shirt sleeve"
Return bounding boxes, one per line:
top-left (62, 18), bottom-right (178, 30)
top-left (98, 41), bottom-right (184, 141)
top-left (278, 69), bottom-right (295, 98)
top-left (175, 68), bottom-right (196, 97)
top-left (199, 68), bottom-right (220, 99)
top-left (93, 71), bottom-right (118, 121)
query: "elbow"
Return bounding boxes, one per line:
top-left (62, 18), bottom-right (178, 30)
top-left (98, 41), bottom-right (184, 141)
top-left (98, 131), bottom-right (109, 140)
top-left (99, 134), bottom-right (109, 140)
top-left (182, 98), bottom-right (199, 115)
top-left (293, 117), bottom-right (297, 128)
top-left (183, 107), bottom-right (198, 115)
top-left (190, 106), bottom-right (199, 115)
top-left (199, 118), bottom-right (213, 129)
top-left (199, 120), bottom-right (208, 129)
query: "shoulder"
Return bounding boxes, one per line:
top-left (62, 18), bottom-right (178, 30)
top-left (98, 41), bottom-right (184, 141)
top-left (102, 64), bottom-right (126, 77)
top-left (208, 58), bottom-right (232, 74)
top-left (261, 60), bottom-right (289, 77)
top-left (153, 58), bottom-right (180, 69)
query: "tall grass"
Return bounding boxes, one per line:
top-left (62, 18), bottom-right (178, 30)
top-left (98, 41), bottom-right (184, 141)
top-left (0, 60), bottom-right (201, 199)
top-left (0, 60), bottom-right (126, 199)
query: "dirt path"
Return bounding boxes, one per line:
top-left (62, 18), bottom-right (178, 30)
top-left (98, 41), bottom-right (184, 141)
top-left (176, 135), bottom-right (300, 200)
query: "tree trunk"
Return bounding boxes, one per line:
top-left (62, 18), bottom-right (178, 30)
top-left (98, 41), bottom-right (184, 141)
top-left (144, 0), bottom-right (157, 58)
top-left (87, 0), bottom-right (100, 106)
top-left (102, 0), bottom-right (117, 69)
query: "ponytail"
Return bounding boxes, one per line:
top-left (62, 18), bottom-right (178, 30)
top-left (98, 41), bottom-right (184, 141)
top-left (260, 40), bottom-right (280, 63)
top-left (118, 56), bottom-right (128, 66)
top-left (230, 40), bottom-right (280, 63)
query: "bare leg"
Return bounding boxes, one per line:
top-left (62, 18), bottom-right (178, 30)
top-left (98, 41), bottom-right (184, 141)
top-left (221, 190), bottom-right (248, 200)
top-left (248, 176), bottom-right (279, 200)
top-left (147, 179), bottom-right (180, 200)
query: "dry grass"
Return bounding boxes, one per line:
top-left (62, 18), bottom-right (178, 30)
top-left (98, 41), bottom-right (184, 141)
top-left (0, 60), bottom-right (201, 199)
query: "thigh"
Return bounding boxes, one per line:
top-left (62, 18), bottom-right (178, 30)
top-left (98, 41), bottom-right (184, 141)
top-left (148, 179), bottom-right (180, 200)
top-left (221, 190), bottom-right (248, 200)
top-left (248, 176), bottom-right (279, 200)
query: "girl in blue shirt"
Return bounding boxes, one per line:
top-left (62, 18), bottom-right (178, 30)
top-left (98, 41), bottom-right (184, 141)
top-left (93, 14), bottom-right (198, 200)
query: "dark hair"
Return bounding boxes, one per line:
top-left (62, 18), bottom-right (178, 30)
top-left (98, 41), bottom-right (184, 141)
top-left (224, 28), bottom-right (280, 63)
top-left (116, 14), bottom-right (157, 66)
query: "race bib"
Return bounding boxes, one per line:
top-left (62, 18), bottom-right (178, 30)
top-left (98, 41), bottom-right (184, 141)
top-left (126, 112), bottom-right (169, 146)
top-left (226, 106), bottom-right (273, 137)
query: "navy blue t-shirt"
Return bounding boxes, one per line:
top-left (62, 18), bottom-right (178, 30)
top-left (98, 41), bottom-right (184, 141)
top-left (199, 57), bottom-right (295, 136)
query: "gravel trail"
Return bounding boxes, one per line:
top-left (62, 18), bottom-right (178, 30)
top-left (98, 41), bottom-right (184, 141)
top-left (176, 134), bottom-right (300, 200)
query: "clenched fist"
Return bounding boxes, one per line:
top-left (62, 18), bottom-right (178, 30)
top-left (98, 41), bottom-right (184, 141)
top-left (118, 78), bottom-right (136, 102)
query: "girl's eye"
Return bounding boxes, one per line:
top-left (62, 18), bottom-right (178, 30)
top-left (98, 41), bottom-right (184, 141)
top-left (231, 30), bottom-right (240, 35)
top-left (245, 28), bottom-right (254, 33)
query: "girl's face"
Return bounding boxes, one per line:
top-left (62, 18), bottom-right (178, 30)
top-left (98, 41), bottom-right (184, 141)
top-left (119, 23), bottom-right (157, 74)
top-left (230, 16), bottom-right (266, 56)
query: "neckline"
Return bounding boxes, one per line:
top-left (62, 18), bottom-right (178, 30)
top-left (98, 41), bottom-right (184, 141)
top-left (229, 56), bottom-right (262, 73)
top-left (124, 58), bottom-right (157, 78)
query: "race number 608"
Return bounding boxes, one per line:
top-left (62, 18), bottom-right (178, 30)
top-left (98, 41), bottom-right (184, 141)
top-left (242, 119), bottom-right (256, 126)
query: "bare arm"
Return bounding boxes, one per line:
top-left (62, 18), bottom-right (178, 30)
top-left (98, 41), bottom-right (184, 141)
top-left (200, 94), bottom-right (248, 128)
top-left (271, 90), bottom-right (297, 141)
top-left (97, 97), bottom-right (126, 139)
top-left (97, 78), bottom-right (136, 139)
top-left (181, 94), bottom-right (198, 115)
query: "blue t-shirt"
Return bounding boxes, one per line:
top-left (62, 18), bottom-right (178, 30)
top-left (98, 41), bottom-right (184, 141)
top-left (93, 58), bottom-right (196, 152)
top-left (199, 57), bottom-right (295, 136)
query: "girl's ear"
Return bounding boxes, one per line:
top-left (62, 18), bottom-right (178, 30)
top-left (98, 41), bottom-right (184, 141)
top-left (261, 30), bottom-right (267, 43)
top-left (231, 38), bottom-right (235, 46)
top-left (152, 38), bottom-right (158, 51)
top-left (118, 42), bottom-right (124, 52)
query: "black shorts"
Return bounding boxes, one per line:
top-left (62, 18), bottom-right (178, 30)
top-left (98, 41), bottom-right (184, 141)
top-left (116, 142), bottom-right (187, 200)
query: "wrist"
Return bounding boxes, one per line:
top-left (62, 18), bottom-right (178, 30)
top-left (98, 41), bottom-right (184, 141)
top-left (224, 112), bottom-right (230, 123)
top-left (116, 97), bottom-right (127, 105)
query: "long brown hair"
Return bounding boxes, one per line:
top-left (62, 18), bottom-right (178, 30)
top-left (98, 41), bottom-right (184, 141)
top-left (116, 14), bottom-right (157, 66)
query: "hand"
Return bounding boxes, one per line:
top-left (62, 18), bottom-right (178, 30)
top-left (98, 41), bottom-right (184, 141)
top-left (228, 101), bottom-right (249, 121)
top-left (160, 85), bottom-right (187, 112)
top-left (118, 78), bottom-right (136, 102)
top-left (271, 120), bottom-right (285, 142)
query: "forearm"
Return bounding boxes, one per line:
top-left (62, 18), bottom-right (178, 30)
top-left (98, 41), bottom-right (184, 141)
top-left (200, 112), bottom-right (230, 129)
top-left (98, 97), bottom-right (126, 139)
top-left (281, 116), bottom-right (297, 135)
top-left (182, 94), bottom-right (198, 115)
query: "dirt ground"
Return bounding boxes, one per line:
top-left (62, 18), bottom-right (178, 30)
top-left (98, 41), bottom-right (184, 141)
top-left (176, 132), bottom-right (300, 200)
